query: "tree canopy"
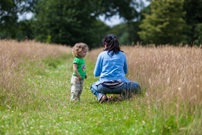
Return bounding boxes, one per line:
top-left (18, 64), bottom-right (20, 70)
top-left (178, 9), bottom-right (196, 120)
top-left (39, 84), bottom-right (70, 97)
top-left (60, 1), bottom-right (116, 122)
top-left (183, 0), bottom-right (202, 45)
top-left (33, 0), bottom-right (143, 48)
top-left (0, 0), bottom-right (38, 38)
top-left (138, 0), bottom-right (188, 45)
top-left (1, 0), bottom-right (202, 47)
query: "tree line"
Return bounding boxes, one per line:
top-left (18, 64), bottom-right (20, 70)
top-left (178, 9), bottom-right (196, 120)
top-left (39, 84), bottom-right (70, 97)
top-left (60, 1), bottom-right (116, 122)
top-left (0, 0), bottom-right (202, 48)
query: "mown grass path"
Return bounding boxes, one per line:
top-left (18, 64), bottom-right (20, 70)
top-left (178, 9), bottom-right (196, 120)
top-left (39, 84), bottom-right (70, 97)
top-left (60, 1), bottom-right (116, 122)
top-left (0, 54), bottom-right (195, 134)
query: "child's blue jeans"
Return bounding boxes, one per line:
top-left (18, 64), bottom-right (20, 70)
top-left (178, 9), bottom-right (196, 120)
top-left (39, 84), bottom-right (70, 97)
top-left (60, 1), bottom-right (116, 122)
top-left (90, 81), bottom-right (141, 101)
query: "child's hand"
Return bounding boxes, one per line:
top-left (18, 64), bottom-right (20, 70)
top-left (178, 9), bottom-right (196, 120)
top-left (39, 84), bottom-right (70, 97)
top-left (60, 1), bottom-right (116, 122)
top-left (85, 74), bottom-right (88, 79)
top-left (78, 76), bottom-right (82, 81)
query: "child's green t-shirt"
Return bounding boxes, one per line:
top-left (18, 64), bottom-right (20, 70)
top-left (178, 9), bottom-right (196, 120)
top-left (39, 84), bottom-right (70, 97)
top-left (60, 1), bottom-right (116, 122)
top-left (72, 57), bottom-right (86, 79)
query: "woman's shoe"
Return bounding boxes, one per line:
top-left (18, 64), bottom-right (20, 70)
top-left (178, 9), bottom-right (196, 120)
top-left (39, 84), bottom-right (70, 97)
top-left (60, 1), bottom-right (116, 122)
top-left (100, 95), bottom-right (108, 104)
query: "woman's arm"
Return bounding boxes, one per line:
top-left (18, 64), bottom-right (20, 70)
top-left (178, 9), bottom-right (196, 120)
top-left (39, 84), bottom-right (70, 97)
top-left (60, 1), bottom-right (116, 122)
top-left (123, 54), bottom-right (128, 74)
top-left (94, 54), bottom-right (102, 77)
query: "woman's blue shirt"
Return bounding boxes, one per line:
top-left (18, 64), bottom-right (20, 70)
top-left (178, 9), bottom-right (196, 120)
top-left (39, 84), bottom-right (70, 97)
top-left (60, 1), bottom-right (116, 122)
top-left (94, 51), bottom-right (130, 85)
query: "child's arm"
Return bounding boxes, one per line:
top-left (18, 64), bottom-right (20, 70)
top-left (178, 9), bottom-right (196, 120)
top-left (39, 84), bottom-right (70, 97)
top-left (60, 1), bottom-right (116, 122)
top-left (73, 63), bottom-right (82, 81)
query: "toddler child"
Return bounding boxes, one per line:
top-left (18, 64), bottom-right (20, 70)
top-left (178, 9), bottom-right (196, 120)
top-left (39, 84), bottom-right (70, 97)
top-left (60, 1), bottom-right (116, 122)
top-left (70, 43), bottom-right (88, 101)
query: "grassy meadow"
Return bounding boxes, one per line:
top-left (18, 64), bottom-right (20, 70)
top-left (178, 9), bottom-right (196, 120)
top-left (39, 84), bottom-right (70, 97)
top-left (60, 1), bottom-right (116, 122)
top-left (0, 40), bottom-right (201, 134)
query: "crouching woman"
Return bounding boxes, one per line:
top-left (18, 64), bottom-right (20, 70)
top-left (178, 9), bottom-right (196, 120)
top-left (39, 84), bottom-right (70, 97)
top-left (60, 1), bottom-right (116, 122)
top-left (90, 34), bottom-right (141, 103)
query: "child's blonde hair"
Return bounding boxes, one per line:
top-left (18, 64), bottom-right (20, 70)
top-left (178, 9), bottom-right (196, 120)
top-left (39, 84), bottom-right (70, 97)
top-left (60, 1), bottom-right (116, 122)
top-left (72, 43), bottom-right (88, 58)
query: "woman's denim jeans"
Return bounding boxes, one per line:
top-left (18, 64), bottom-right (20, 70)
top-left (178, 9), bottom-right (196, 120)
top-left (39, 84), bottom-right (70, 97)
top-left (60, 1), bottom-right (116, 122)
top-left (90, 81), bottom-right (141, 101)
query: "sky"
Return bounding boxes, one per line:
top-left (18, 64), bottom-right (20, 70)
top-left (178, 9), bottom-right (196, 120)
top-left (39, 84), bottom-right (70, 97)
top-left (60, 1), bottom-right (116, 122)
top-left (99, 0), bottom-right (150, 27)
top-left (99, 15), bottom-right (124, 27)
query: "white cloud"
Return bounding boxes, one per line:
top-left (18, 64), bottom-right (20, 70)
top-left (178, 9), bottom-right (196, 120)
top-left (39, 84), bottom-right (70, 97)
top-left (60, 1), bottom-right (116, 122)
top-left (18, 12), bottom-right (33, 21)
top-left (99, 15), bottom-right (124, 27)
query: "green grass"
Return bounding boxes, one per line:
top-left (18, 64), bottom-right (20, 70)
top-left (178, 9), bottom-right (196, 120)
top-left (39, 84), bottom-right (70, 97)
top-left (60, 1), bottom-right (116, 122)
top-left (0, 55), bottom-right (200, 135)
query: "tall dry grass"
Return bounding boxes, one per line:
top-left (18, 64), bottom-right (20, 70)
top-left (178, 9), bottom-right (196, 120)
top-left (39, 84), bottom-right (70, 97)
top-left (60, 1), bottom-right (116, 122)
top-left (0, 40), bottom-right (72, 109)
top-left (88, 45), bottom-right (202, 115)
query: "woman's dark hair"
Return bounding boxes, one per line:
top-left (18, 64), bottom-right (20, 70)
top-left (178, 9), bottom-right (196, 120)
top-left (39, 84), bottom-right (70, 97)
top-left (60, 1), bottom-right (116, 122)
top-left (102, 34), bottom-right (122, 56)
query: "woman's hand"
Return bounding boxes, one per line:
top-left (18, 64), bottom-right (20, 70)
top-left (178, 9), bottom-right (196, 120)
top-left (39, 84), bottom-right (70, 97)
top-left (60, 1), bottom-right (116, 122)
top-left (85, 74), bottom-right (88, 79)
